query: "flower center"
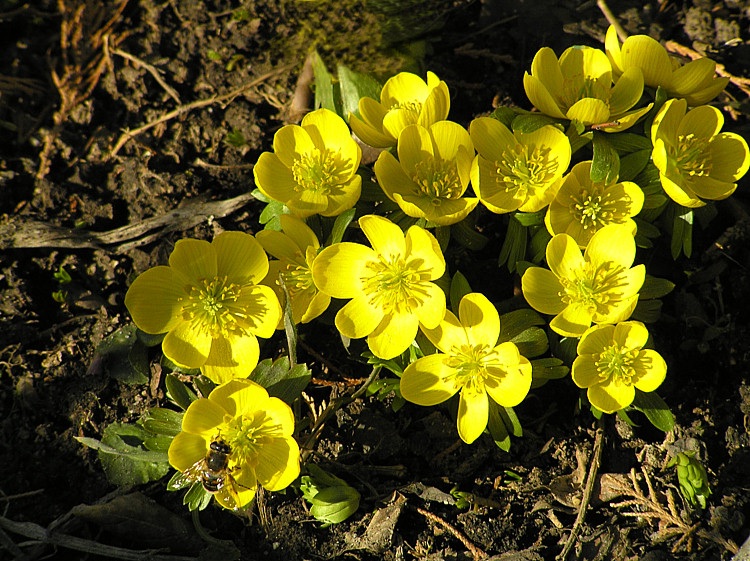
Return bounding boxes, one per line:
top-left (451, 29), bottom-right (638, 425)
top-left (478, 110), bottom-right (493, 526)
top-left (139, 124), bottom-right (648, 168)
top-left (179, 276), bottom-right (254, 338)
top-left (279, 262), bottom-right (314, 296)
top-left (412, 158), bottom-right (462, 204)
top-left (569, 186), bottom-right (621, 230)
top-left (495, 144), bottom-right (558, 197)
top-left (291, 148), bottom-right (344, 193)
top-left (389, 100), bottom-right (422, 126)
top-left (674, 133), bottom-right (712, 177)
top-left (361, 256), bottom-right (432, 315)
top-left (220, 411), bottom-right (284, 469)
top-left (445, 343), bottom-right (494, 390)
top-left (562, 75), bottom-right (610, 109)
top-left (594, 343), bottom-right (640, 385)
top-left (557, 261), bottom-right (629, 313)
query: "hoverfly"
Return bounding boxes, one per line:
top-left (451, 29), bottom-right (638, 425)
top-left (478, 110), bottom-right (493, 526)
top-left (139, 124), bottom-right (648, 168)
top-left (170, 439), bottom-right (243, 510)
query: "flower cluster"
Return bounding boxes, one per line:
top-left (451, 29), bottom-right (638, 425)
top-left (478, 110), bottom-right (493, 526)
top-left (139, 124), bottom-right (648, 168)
top-left (120, 23), bottom-right (750, 518)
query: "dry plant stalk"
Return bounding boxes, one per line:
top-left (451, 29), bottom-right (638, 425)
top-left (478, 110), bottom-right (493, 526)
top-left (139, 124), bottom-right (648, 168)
top-left (37, 0), bottom-right (129, 179)
top-left (609, 467), bottom-right (738, 555)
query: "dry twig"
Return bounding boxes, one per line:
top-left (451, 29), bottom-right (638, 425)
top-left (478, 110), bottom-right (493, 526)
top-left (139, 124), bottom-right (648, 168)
top-left (416, 506), bottom-right (487, 560)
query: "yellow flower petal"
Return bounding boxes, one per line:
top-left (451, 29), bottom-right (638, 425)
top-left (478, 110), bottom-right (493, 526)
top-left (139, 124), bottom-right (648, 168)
top-left (588, 379), bottom-right (634, 413)
top-left (163, 320), bottom-right (212, 369)
top-left (710, 133), bottom-right (750, 181)
top-left (253, 152), bottom-right (297, 203)
top-left (421, 309), bottom-right (465, 353)
top-left (571, 355), bottom-right (600, 388)
top-left (484, 352), bottom-right (531, 407)
top-left (125, 266), bottom-right (184, 334)
top-left (551, 303), bottom-right (594, 337)
top-left (254, 437), bottom-right (300, 491)
top-left (521, 267), bottom-right (566, 315)
top-left (633, 349), bottom-right (668, 392)
top-left (256, 230), bottom-right (303, 263)
top-left (201, 333), bottom-right (259, 383)
top-left (613, 321), bottom-right (649, 350)
top-left (367, 310), bottom-right (420, 359)
top-left (169, 238), bottom-right (217, 280)
top-left (312, 242), bottom-right (374, 298)
top-left (208, 378), bottom-right (268, 418)
top-left (460, 293), bottom-right (500, 347)
top-left (335, 295), bottom-right (382, 339)
top-left (212, 231), bottom-right (268, 285)
top-left (566, 97), bottom-right (610, 126)
top-left (414, 282), bottom-right (447, 329)
top-left (457, 387), bottom-right (488, 444)
top-left (678, 105), bottom-right (722, 139)
top-left (419, 80), bottom-right (450, 127)
top-left (374, 150), bottom-right (414, 202)
top-left (620, 35), bottom-right (672, 87)
top-left (361, 214), bottom-right (406, 259)
top-left (181, 397), bottom-right (227, 436)
top-left (404, 225), bottom-right (446, 280)
top-left (546, 233), bottom-right (585, 280)
top-left (469, 117), bottom-right (516, 162)
top-left (400, 354), bottom-right (460, 405)
top-left (168, 431), bottom-right (208, 471)
top-left (273, 124), bottom-right (315, 168)
top-left (584, 224), bottom-right (635, 269)
top-left (398, 124), bottom-right (434, 176)
top-left (609, 67), bottom-right (644, 115)
top-left (578, 324), bottom-right (617, 355)
top-left (523, 73), bottom-right (568, 119)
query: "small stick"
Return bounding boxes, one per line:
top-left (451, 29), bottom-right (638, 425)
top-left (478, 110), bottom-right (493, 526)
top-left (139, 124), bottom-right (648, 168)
top-left (597, 0), bottom-right (627, 42)
top-left (557, 421), bottom-right (605, 560)
top-left (109, 64), bottom-right (294, 157)
top-left (416, 506), bottom-right (487, 560)
top-left (111, 47), bottom-right (181, 103)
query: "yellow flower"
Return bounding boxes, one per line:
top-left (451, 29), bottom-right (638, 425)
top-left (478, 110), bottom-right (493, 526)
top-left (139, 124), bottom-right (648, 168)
top-left (400, 293), bottom-right (532, 444)
top-left (311, 215), bottom-right (446, 360)
top-left (521, 224), bottom-right (645, 337)
top-left (572, 321), bottom-right (667, 413)
top-left (124, 232), bottom-right (281, 383)
top-left (168, 379), bottom-right (300, 510)
top-left (651, 98), bottom-right (750, 208)
top-left (605, 25), bottom-right (728, 106)
top-left (373, 121), bottom-right (477, 225)
top-left (256, 215), bottom-right (331, 327)
top-left (253, 108), bottom-right (362, 218)
top-left (545, 161), bottom-right (644, 248)
top-left (349, 71), bottom-right (450, 148)
top-left (470, 117), bottom-right (571, 213)
top-left (523, 45), bottom-right (652, 132)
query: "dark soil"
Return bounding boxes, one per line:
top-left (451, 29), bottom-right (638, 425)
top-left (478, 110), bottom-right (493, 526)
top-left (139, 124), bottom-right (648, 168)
top-left (1, 1), bottom-right (750, 560)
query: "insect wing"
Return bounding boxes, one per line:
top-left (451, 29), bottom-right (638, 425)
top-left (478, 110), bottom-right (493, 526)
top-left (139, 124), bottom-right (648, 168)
top-left (214, 476), bottom-right (242, 510)
top-left (168, 460), bottom-right (205, 491)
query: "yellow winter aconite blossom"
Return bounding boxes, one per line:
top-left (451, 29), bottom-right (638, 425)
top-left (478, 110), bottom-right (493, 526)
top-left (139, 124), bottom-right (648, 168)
top-left (545, 161), bottom-right (644, 248)
top-left (521, 224), bottom-right (645, 337)
top-left (400, 293), bottom-right (532, 444)
top-left (374, 121), bottom-right (477, 225)
top-left (523, 45), bottom-right (652, 132)
top-left (349, 71), bottom-right (450, 148)
top-left (124, 232), bottom-right (282, 383)
top-left (572, 321), bottom-right (667, 413)
top-left (169, 379), bottom-right (300, 510)
top-left (256, 215), bottom-right (330, 327)
top-left (605, 25), bottom-right (728, 106)
top-left (253, 108), bottom-right (362, 218)
top-left (312, 215), bottom-right (446, 360)
top-left (469, 117), bottom-right (571, 213)
top-left (651, 98), bottom-right (750, 208)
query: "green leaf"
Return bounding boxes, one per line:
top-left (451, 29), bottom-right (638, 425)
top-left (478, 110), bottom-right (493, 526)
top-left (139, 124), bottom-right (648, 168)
top-left (639, 275), bottom-right (675, 299)
top-left (499, 308), bottom-right (545, 341)
top-left (498, 216), bottom-right (527, 272)
top-left (632, 390), bottom-right (675, 432)
top-left (511, 327), bottom-right (549, 358)
top-left (486, 402), bottom-right (511, 452)
top-left (310, 50), bottom-right (337, 114)
top-left (670, 204), bottom-right (693, 259)
top-left (530, 358), bottom-right (569, 388)
top-left (337, 64), bottom-right (381, 122)
top-left (250, 357), bottom-right (311, 404)
top-left (76, 423), bottom-right (170, 486)
top-left (499, 406), bottom-right (523, 437)
top-left (328, 208), bottom-right (356, 245)
top-left (529, 226), bottom-right (551, 263)
top-left (451, 218), bottom-right (488, 251)
top-left (449, 271), bottom-right (472, 312)
top-left (513, 210), bottom-right (545, 227)
top-left (591, 132), bottom-right (620, 184)
top-left (605, 132), bottom-right (652, 153)
top-left (258, 198), bottom-right (288, 231)
top-left (490, 106), bottom-right (516, 129)
top-left (165, 374), bottom-right (197, 411)
top-left (300, 465), bottom-right (360, 527)
top-left (619, 149), bottom-right (651, 182)
top-left (140, 407), bottom-right (183, 438)
top-left (512, 113), bottom-right (561, 133)
top-left (631, 299), bottom-right (663, 323)
top-left (193, 375), bottom-right (216, 399)
top-left (566, 121), bottom-right (593, 154)
top-left (93, 324), bottom-right (150, 386)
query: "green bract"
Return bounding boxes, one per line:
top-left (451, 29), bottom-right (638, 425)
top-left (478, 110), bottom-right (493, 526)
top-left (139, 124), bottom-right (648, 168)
top-left (374, 121), bottom-right (477, 225)
top-left (523, 45), bottom-right (652, 132)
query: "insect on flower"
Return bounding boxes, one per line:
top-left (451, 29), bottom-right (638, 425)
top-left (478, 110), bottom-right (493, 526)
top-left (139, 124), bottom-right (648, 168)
top-left (169, 438), bottom-right (244, 510)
